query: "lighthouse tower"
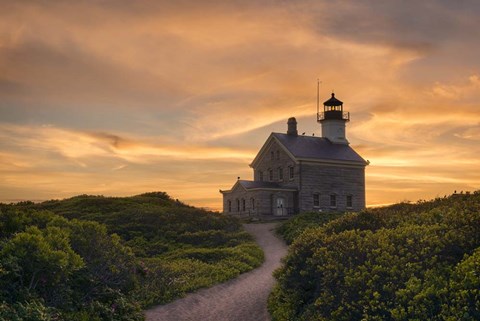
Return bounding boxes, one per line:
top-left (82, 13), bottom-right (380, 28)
top-left (317, 93), bottom-right (350, 144)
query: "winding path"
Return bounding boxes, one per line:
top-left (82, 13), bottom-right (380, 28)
top-left (145, 223), bottom-right (288, 321)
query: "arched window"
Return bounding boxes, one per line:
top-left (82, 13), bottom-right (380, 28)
top-left (269, 169), bottom-right (273, 181)
top-left (242, 199), bottom-right (246, 211)
top-left (271, 151), bottom-right (274, 160)
top-left (259, 171), bottom-right (264, 181)
top-left (236, 199), bottom-right (240, 212)
top-left (276, 150), bottom-right (280, 160)
top-left (228, 200), bottom-right (232, 212)
top-left (251, 198), bottom-right (255, 210)
top-left (278, 167), bottom-right (283, 180)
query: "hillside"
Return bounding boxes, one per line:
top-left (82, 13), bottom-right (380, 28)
top-left (0, 192), bottom-right (263, 321)
top-left (269, 192), bottom-right (480, 321)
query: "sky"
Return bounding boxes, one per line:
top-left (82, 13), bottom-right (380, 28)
top-left (1, 0), bottom-right (480, 210)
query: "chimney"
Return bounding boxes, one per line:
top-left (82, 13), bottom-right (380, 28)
top-left (287, 117), bottom-right (298, 136)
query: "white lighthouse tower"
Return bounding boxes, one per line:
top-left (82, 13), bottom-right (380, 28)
top-left (317, 92), bottom-right (350, 144)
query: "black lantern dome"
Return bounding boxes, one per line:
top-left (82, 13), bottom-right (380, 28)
top-left (323, 93), bottom-right (343, 107)
top-left (317, 93), bottom-right (350, 122)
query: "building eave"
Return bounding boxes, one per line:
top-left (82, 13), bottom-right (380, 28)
top-left (297, 157), bottom-right (368, 167)
top-left (219, 180), bottom-right (248, 195)
top-left (245, 187), bottom-right (298, 192)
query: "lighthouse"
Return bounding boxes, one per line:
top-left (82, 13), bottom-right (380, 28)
top-left (220, 89), bottom-right (367, 216)
top-left (317, 93), bottom-right (350, 144)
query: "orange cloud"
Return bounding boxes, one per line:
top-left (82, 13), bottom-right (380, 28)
top-left (1, 1), bottom-right (480, 210)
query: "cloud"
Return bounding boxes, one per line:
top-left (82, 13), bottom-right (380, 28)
top-left (0, 124), bottom-right (256, 164)
top-left (430, 74), bottom-right (480, 100)
top-left (1, 1), bottom-right (480, 209)
top-left (454, 126), bottom-right (480, 141)
top-left (0, 40), bottom-right (184, 110)
top-left (301, 1), bottom-right (480, 50)
top-left (0, 123), bottom-right (255, 209)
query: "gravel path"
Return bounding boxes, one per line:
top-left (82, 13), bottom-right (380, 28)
top-left (145, 223), bottom-right (288, 321)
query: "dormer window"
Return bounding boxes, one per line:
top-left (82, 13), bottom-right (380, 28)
top-left (271, 151), bottom-right (274, 160)
top-left (276, 150), bottom-right (280, 160)
top-left (259, 171), bottom-right (264, 181)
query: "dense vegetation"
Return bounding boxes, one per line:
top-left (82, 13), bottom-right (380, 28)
top-left (0, 192), bottom-right (263, 320)
top-left (276, 211), bottom-right (346, 245)
top-left (269, 192), bottom-right (480, 321)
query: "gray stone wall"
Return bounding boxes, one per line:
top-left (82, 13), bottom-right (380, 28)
top-left (223, 134), bottom-right (366, 216)
top-left (299, 162), bottom-right (365, 212)
top-left (222, 184), bottom-right (253, 218)
top-left (252, 138), bottom-right (299, 190)
top-left (222, 184), bottom-right (295, 217)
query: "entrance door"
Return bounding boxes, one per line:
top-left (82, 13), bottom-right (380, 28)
top-left (276, 197), bottom-right (285, 216)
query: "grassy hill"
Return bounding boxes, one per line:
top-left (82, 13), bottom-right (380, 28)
top-left (0, 192), bottom-right (263, 321)
top-left (269, 192), bottom-right (480, 321)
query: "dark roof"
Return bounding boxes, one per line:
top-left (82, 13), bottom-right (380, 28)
top-left (238, 180), bottom-right (296, 190)
top-left (272, 133), bottom-right (367, 164)
top-left (323, 93), bottom-right (343, 106)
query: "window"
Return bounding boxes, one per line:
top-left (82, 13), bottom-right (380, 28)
top-left (346, 195), bottom-right (353, 208)
top-left (242, 199), bottom-right (246, 211)
top-left (330, 194), bottom-right (337, 208)
top-left (271, 151), bottom-right (274, 160)
top-left (259, 171), bottom-right (264, 181)
top-left (313, 193), bottom-right (320, 207)
top-left (289, 166), bottom-right (294, 179)
top-left (278, 167), bottom-right (283, 180)
top-left (251, 198), bottom-right (255, 210)
top-left (276, 150), bottom-right (280, 160)
top-left (269, 169), bottom-right (273, 181)
top-left (228, 200), bottom-right (232, 212)
top-left (236, 199), bottom-right (240, 212)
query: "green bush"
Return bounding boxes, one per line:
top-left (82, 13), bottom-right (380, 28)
top-left (269, 192), bottom-right (480, 321)
top-left (0, 299), bottom-right (55, 321)
top-left (1, 192), bottom-right (264, 318)
top-left (276, 211), bottom-right (346, 244)
top-left (441, 248), bottom-right (480, 320)
top-left (135, 242), bottom-right (264, 306)
top-left (177, 230), bottom-right (253, 248)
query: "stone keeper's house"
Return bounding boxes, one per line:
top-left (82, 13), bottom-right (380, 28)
top-left (220, 93), bottom-right (368, 218)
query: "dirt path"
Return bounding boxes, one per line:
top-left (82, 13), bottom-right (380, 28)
top-left (145, 223), bottom-right (288, 321)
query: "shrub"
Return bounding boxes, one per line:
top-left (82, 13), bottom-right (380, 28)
top-left (277, 211), bottom-right (346, 244)
top-left (269, 192), bottom-right (480, 320)
top-left (1, 191), bottom-right (264, 317)
top-left (0, 299), bottom-right (54, 321)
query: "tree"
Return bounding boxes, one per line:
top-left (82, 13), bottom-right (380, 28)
top-left (0, 226), bottom-right (84, 305)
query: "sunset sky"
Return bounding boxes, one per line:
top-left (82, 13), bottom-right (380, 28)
top-left (1, 1), bottom-right (480, 210)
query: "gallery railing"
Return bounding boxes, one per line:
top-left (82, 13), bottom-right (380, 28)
top-left (317, 111), bottom-right (350, 121)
